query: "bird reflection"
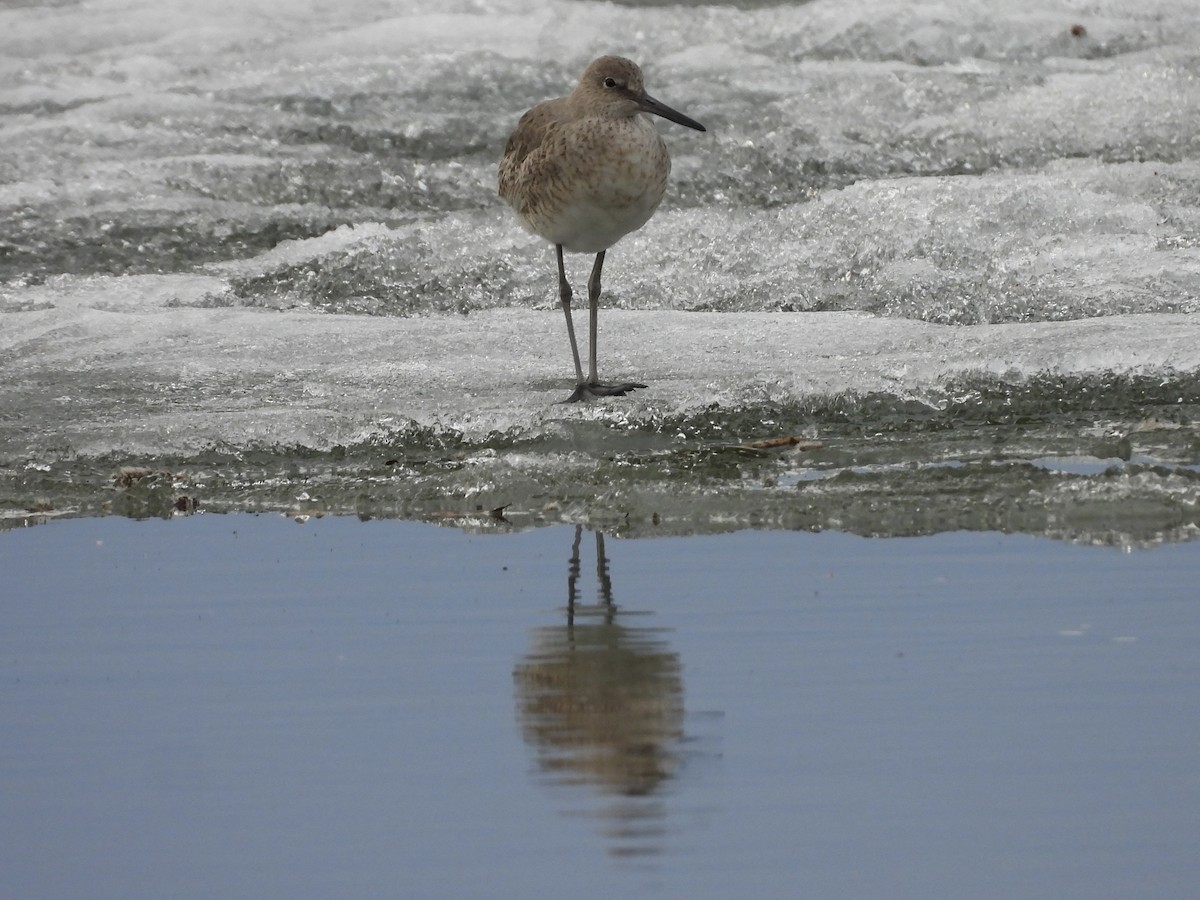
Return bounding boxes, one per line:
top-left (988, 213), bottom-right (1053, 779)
top-left (513, 526), bottom-right (684, 857)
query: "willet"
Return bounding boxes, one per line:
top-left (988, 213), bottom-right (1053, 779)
top-left (498, 56), bottom-right (706, 402)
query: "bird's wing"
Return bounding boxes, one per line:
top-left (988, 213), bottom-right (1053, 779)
top-left (498, 100), bottom-right (569, 205)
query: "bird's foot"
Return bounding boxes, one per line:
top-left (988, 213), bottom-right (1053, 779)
top-left (561, 381), bottom-right (648, 403)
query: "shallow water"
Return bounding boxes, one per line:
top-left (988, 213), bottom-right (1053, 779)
top-left (3, 514), bottom-right (1198, 898)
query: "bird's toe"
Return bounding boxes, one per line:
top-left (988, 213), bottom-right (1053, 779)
top-left (560, 381), bottom-right (648, 403)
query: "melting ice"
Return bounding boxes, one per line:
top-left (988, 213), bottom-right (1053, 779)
top-left (1, 0), bottom-right (1199, 541)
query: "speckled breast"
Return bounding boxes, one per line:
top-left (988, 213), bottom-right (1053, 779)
top-left (525, 115), bottom-right (671, 254)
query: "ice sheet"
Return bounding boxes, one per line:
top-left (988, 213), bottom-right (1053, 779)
top-left (2, 0), bottom-right (1199, 538)
top-left (3, 274), bottom-right (1200, 454)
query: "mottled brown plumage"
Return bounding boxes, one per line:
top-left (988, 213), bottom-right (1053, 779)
top-left (498, 56), bottom-right (705, 402)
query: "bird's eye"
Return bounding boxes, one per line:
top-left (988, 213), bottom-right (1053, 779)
top-left (603, 77), bottom-right (618, 88)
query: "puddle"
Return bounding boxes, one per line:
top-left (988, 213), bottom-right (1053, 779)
top-left (3, 514), bottom-right (1198, 896)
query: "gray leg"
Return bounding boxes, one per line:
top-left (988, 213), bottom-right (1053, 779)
top-left (586, 250), bottom-right (604, 385)
top-left (556, 245), bottom-right (585, 386)
top-left (561, 250), bottom-right (647, 403)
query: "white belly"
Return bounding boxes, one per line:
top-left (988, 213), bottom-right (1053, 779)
top-left (545, 194), bottom-right (662, 253)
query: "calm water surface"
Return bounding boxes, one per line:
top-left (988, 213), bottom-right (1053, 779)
top-left (2, 515), bottom-right (1198, 899)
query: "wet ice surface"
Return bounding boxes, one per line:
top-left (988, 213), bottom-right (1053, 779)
top-left (2, 0), bottom-right (1200, 540)
top-left (3, 515), bottom-right (1200, 898)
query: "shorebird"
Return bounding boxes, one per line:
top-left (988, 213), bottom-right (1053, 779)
top-left (499, 56), bottom-right (706, 402)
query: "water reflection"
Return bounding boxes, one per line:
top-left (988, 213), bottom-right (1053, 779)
top-left (513, 526), bottom-right (685, 857)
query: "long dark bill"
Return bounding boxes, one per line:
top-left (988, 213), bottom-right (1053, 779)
top-left (638, 93), bottom-right (706, 132)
